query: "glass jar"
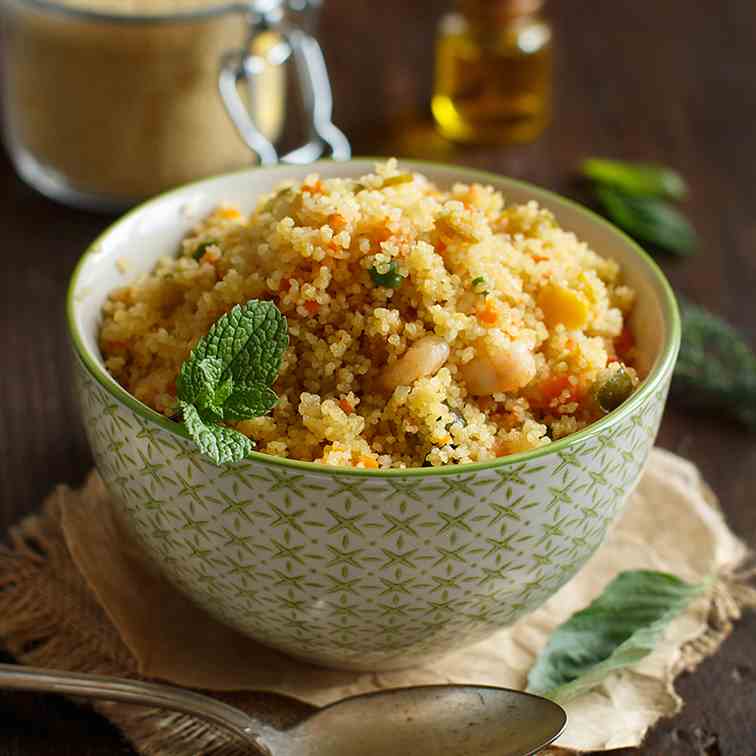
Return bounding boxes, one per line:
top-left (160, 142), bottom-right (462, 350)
top-left (432, 0), bottom-right (552, 145)
top-left (0, 0), bottom-right (349, 211)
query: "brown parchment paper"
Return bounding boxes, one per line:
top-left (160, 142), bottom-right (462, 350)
top-left (1, 448), bottom-right (754, 756)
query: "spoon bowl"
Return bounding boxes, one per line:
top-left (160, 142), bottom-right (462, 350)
top-left (0, 663), bottom-right (566, 756)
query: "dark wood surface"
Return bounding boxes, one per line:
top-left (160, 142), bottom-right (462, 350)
top-left (1, 0), bottom-right (755, 753)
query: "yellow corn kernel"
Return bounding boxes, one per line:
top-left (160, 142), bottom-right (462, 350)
top-left (537, 283), bottom-right (591, 330)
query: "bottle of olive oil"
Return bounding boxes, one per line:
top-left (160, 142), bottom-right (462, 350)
top-left (432, 0), bottom-right (553, 145)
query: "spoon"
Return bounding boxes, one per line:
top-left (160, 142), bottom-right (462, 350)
top-left (0, 663), bottom-right (566, 755)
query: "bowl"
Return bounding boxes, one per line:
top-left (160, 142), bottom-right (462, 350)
top-left (67, 159), bottom-right (680, 671)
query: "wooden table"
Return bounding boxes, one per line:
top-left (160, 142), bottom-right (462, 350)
top-left (1, 0), bottom-right (754, 753)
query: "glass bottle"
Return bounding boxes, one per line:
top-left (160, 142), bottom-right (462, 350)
top-left (432, 0), bottom-right (553, 145)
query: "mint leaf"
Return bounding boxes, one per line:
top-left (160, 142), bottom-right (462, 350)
top-left (181, 402), bottom-right (253, 465)
top-left (223, 382), bottom-right (279, 422)
top-left (582, 158), bottom-right (688, 200)
top-left (176, 300), bottom-right (288, 465)
top-left (674, 298), bottom-right (756, 429)
top-left (177, 356), bottom-right (223, 406)
top-left (196, 375), bottom-right (235, 423)
top-left (595, 186), bottom-right (697, 255)
top-left (527, 570), bottom-right (705, 703)
top-left (187, 300), bottom-right (288, 386)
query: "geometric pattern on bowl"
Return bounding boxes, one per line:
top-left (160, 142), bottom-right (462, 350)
top-left (76, 356), bottom-right (670, 671)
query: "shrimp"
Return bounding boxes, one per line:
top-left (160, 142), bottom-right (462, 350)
top-left (381, 336), bottom-right (450, 392)
top-left (461, 339), bottom-right (536, 396)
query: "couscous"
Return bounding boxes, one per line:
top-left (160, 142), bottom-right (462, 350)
top-left (100, 161), bottom-right (638, 468)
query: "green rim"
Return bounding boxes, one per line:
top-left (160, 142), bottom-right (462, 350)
top-left (67, 158), bottom-right (681, 479)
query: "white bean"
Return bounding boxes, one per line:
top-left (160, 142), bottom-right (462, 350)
top-left (461, 339), bottom-right (536, 396)
top-left (381, 336), bottom-right (450, 392)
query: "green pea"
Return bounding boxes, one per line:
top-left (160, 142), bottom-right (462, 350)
top-left (369, 261), bottom-right (403, 289)
top-left (595, 368), bottom-right (634, 413)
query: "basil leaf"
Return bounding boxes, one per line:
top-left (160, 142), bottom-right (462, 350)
top-left (180, 401), bottom-right (254, 465)
top-left (527, 570), bottom-right (705, 702)
top-left (674, 299), bottom-right (756, 430)
top-left (582, 158), bottom-right (688, 200)
top-left (595, 186), bottom-right (697, 255)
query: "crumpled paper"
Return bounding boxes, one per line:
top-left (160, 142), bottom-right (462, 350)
top-left (51, 448), bottom-right (751, 753)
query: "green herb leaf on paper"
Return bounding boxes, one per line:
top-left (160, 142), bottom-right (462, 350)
top-left (674, 298), bottom-right (756, 430)
top-left (595, 186), bottom-right (697, 255)
top-left (177, 300), bottom-right (289, 465)
top-left (582, 158), bottom-right (688, 200)
top-left (526, 570), bottom-right (705, 703)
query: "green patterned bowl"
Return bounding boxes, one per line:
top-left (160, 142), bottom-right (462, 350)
top-left (67, 160), bottom-right (680, 671)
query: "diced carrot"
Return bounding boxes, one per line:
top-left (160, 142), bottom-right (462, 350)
top-left (477, 301), bottom-right (499, 326)
top-left (532, 254), bottom-right (549, 262)
top-left (537, 374), bottom-right (584, 408)
top-left (304, 300), bottom-right (320, 315)
top-left (338, 399), bottom-right (353, 415)
top-left (614, 325), bottom-right (635, 360)
top-left (328, 213), bottom-right (347, 232)
top-left (541, 374), bottom-right (572, 401)
top-left (358, 456), bottom-right (379, 469)
top-left (306, 179), bottom-right (326, 195)
top-left (607, 355), bottom-right (619, 364)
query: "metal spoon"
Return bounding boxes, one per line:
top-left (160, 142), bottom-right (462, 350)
top-left (0, 663), bottom-right (566, 755)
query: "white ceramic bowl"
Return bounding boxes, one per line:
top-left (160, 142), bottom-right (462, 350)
top-left (67, 160), bottom-right (680, 670)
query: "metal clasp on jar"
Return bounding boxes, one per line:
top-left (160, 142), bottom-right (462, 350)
top-left (219, 0), bottom-right (350, 166)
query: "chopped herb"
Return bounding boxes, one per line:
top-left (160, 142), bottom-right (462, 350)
top-left (471, 275), bottom-right (489, 295)
top-left (369, 261), bottom-right (403, 289)
top-left (594, 367), bottom-right (634, 413)
top-left (177, 300), bottom-right (288, 464)
top-left (673, 298), bottom-right (756, 430)
top-left (382, 173), bottom-right (414, 188)
top-left (193, 240), bottom-right (217, 261)
top-left (595, 186), bottom-right (697, 255)
top-left (581, 158), bottom-right (688, 200)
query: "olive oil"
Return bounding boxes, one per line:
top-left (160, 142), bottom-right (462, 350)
top-left (432, 0), bottom-right (553, 145)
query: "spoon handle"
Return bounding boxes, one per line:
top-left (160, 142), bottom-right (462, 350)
top-left (0, 662), bottom-right (272, 751)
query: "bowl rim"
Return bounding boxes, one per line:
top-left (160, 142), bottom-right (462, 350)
top-left (67, 157), bottom-right (681, 479)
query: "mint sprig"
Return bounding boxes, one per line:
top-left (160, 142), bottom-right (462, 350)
top-left (177, 300), bottom-right (288, 465)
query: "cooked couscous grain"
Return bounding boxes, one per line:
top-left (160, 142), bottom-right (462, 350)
top-left (100, 160), bottom-right (639, 468)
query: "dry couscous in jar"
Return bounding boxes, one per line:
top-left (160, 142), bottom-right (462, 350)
top-left (0, 0), bottom-right (348, 210)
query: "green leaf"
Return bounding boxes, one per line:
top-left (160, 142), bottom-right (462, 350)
top-left (582, 158), bottom-right (688, 200)
top-left (595, 186), bottom-right (697, 255)
top-left (526, 570), bottom-right (705, 703)
top-left (181, 402), bottom-right (253, 465)
top-left (176, 356), bottom-right (223, 406)
top-left (184, 300), bottom-right (288, 388)
top-left (176, 300), bottom-right (288, 465)
top-left (223, 382), bottom-right (279, 422)
top-left (673, 299), bottom-right (756, 429)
